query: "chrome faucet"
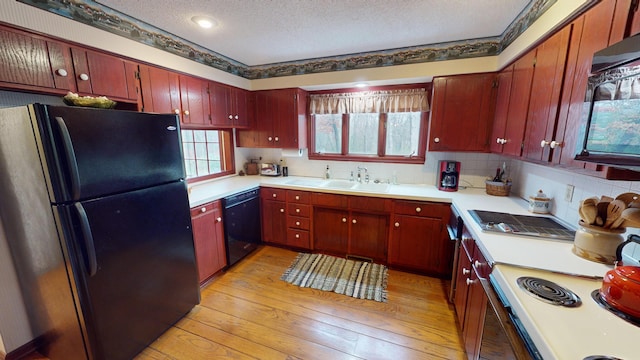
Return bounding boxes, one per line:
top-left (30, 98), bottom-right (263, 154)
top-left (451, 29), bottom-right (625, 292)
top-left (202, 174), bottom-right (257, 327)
top-left (356, 166), bottom-right (368, 183)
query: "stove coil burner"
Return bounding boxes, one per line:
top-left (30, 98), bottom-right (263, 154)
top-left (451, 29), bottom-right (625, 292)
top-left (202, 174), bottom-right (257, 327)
top-left (517, 276), bottom-right (582, 307)
top-left (591, 290), bottom-right (640, 328)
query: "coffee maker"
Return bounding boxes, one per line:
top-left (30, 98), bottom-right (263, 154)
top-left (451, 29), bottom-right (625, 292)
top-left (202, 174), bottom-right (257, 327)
top-left (437, 160), bottom-right (460, 192)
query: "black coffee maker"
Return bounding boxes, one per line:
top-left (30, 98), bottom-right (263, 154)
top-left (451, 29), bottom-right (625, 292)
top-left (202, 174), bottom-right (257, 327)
top-left (437, 160), bottom-right (460, 192)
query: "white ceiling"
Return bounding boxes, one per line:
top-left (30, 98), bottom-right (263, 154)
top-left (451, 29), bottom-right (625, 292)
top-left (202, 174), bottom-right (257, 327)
top-left (96, 0), bottom-right (530, 67)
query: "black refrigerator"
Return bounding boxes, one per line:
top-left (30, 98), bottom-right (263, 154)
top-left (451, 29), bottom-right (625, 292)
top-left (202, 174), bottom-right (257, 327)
top-left (0, 104), bottom-right (199, 360)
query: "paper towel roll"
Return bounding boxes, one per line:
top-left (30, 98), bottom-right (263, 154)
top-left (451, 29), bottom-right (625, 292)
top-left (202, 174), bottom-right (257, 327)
top-left (281, 149), bottom-right (304, 157)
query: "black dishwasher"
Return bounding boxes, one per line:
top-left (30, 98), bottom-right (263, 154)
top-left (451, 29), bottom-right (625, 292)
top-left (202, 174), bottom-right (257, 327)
top-left (222, 187), bottom-right (261, 267)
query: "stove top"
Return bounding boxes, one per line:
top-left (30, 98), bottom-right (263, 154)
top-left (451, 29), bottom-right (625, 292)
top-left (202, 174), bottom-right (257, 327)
top-left (517, 276), bottom-right (582, 307)
top-left (469, 210), bottom-right (575, 241)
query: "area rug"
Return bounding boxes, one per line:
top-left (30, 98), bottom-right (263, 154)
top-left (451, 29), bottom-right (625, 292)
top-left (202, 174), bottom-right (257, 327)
top-left (281, 253), bottom-right (388, 302)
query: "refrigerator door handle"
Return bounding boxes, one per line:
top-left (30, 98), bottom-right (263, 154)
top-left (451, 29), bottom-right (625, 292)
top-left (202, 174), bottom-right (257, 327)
top-left (54, 116), bottom-right (81, 200)
top-left (74, 202), bottom-right (98, 276)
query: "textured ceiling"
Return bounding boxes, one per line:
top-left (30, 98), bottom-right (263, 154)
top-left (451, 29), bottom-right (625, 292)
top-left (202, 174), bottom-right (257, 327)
top-left (95, 0), bottom-right (530, 67)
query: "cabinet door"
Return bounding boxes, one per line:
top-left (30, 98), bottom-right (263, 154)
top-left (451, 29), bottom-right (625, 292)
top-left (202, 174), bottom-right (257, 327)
top-left (209, 81), bottom-right (231, 127)
top-left (522, 26), bottom-right (571, 161)
top-left (554, 0), bottom-right (618, 167)
top-left (428, 73), bottom-right (497, 151)
top-left (191, 201), bottom-right (225, 284)
top-left (0, 27), bottom-right (55, 89)
top-left (179, 75), bottom-right (210, 127)
top-left (138, 64), bottom-right (181, 114)
top-left (71, 48), bottom-right (136, 100)
top-left (463, 266), bottom-right (487, 360)
top-left (453, 244), bottom-right (472, 328)
top-left (262, 199), bottom-right (287, 245)
top-left (313, 207), bottom-right (349, 255)
top-left (274, 88), bottom-right (307, 149)
top-left (503, 51), bottom-right (535, 156)
top-left (253, 90), bottom-right (276, 147)
top-left (490, 65), bottom-right (513, 153)
top-left (349, 211), bottom-right (388, 262)
top-left (388, 214), bottom-right (444, 273)
top-left (232, 87), bottom-right (251, 128)
top-left (46, 40), bottom-right (76, 92)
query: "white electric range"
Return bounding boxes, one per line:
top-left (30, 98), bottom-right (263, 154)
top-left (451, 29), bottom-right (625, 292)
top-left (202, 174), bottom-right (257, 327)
top-left (492, 263), bottom-right (640, 360)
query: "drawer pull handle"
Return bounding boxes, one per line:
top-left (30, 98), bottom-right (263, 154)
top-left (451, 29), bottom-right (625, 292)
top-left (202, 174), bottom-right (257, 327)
top-left (342, 218), bottom-right (347, 223)
top-left (272, 193), bottom-right (277, 198)
top-left (352, 219), bottom-right (357, 224)
top-left (295, 221), bottom-right (300, 226)
top-left (415, 207), bottom-right (422, 213)
top-left (295, 234), bottom-right (300, 238)
top-left (295, 195), bottom-right (300, 200)
top-left (296, 208), bottom-right (300, 213)
top-left (394, 222), bottom-right (400, 227)
top-left (280, 208), bottom-right (285, 213)
top-left (216, 217), bottom-right (222, 223)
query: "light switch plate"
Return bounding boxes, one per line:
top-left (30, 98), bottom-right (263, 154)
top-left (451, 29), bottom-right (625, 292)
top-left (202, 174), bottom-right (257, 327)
top-left (564, 184), bottom-right (575, 202)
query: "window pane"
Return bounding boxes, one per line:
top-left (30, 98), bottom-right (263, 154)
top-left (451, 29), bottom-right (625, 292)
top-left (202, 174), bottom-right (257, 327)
top-left (181, 129), bottom-right (229, 179)
top-left (348, 113), bottom-right (378, 155)
top-left (385, 112), bottom-right (421, 156)
top-left (314, 114), bottom-right (342, 154)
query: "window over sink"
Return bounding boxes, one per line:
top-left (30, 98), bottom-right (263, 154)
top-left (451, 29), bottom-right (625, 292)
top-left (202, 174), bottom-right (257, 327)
top-left (309, 84), bottom-right (429, 163)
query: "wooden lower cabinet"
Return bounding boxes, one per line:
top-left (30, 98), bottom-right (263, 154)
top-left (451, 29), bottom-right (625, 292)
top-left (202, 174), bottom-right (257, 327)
top-left (312, 206), bottom-right (349, 254)
top-left (260, 188), bottom-right (287, 246)
top-left (190, 200), bottom-right (226, 284)
top-left (388, 200), bottom-right (452, 276)
top-left (348, 211), bottom-right (388, 262)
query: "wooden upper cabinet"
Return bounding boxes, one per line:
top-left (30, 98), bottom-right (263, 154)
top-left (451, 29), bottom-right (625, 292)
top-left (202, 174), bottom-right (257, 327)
top-left (490, 65), bottom-right (513, 154)
top-left (46, 40), bottom-right (77, 92)
top-left (553, 0), bottom-right (619, 167)
top-left (179, 74), bottom-right (211, 127)
top-left (0, 26), bottom-right (57, 90)
top-left (237, 88), bottom-right (307, 148)
top-left (428, 73), bottom-right (497, 152)
top-left (70, 47), bottom-right (138, 100)
top-left (210, 82), bottom-right (251, 128)
top-left (137, 64), bottom-right (181, 114)
top-left (521, 25), bottom-right (571, 162)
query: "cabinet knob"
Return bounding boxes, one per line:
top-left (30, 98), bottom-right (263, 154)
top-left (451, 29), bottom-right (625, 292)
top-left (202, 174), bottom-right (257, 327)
top-left (474, 260), bottom-right (483, 268)
top-left (200, 207), bottom-right (207, 213)
top-left (352, 219), bottom-right (357, 224)
top-left (415, 207), bottom-right (422, 213)
top-left (550, 140), bottom-right (563, 149)
top-left (268, 136), bottom-right (273, 141)
top-left (272, 193), bottom-right (277, 198)
top-left (342, 217), bottom-right (347, 223)
top-left (234, 115), bottom-right (239, 120)
top-left (216, 217), bottom-right (222, 223)
top-left (228, 115), bottom-right (233, 120)
top-left (274, 136), bottom-right (279, 142)
top-left (295, 195), bottom-right (300, 200)
top-left (462, 268), bottom-right (470, 275)
top-left (540, 139), bottom-right (550, 148)
top-left (295, 221), bottom-right (300, 226)
top-left (295, 233), bottom-right (300, 238)
top-left (394, 222), bottom-right (400, 227)
top-left (55, 69), bottom-right (68, 77)
top-left (496, 138), bottom-right (507, 144)
top-left (466, 278), bottom-right (476, 285)
top-left (174, 109), bottom-right (180, 114)
top-left (184, 110), bottom-right (190, 116)
top-left (78, 73), bottom-right (89, 81)
top-left (295, 208), bottom-right (300, 213)
top-left (434, 137), bottom-right (440, 143)
top-left (280, 208), bottom-right (285, 213)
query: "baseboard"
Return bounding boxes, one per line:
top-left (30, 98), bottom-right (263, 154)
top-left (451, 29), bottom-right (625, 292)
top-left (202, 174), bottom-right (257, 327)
top-left (3, 337), bottom-right (44, 360)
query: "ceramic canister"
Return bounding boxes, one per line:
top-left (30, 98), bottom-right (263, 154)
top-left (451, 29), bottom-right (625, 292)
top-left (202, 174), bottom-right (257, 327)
top-left (528, 189), bottom-right (551, 214)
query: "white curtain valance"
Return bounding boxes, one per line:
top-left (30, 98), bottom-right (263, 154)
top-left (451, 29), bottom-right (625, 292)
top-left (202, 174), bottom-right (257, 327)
top-left (309, 88), bottom-right (429, 114)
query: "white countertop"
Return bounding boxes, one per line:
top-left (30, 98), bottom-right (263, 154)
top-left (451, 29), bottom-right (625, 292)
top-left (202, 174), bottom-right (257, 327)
top-left (188, 175), bottom-right (637, 359)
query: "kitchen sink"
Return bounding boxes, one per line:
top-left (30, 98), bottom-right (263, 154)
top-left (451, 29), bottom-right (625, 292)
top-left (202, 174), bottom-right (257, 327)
top-left (353, 182), bottom-right (390, 193)
top-left (320, 180), bottom-right (356, 189)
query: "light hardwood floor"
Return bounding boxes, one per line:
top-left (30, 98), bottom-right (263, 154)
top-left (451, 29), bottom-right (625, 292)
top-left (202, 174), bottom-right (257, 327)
top-left (134, 246), bottom-right (466, 360)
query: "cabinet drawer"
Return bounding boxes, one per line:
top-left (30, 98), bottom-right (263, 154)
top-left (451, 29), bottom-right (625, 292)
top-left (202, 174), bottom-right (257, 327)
top-left (261, 187), bottom-right (286, 201)
top-left (288, 216), bottom-right (310, 230)
top-left (350, 196), bottom-right (392, 212)
top-left (288, 203), bottom-right (310, 217)
top-left (394, 200), bottom-right (449, 218)
top-left (287, 190), bottom-right (310, 204)
top-left (287, 228), bottom-right (310, 248)
top-left (311, 192), bottom-right (348, 208)
top-left (190, 201), bottom-right (220, 217)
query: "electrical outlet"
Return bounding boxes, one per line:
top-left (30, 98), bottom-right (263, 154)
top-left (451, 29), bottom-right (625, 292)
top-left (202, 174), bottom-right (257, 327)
top-left (565, 184), bottom-right (575, 202)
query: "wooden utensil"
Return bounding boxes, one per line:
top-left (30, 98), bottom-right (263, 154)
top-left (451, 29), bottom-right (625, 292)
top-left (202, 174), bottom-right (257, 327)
top-left (596, 201), bottom-right (609, 224)
top-left (621, 208), bottom-right (640, 228)
top-left (604, 200), bottom-right (625, 229)
top-left (580, 198), bottom-right (599, 225)
top-left (615, 192), bottom-right (639, 207)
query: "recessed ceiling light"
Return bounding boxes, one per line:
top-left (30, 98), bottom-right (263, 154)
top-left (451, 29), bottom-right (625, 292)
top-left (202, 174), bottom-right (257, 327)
top-left (191, 16), bottom-right (217, 29)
